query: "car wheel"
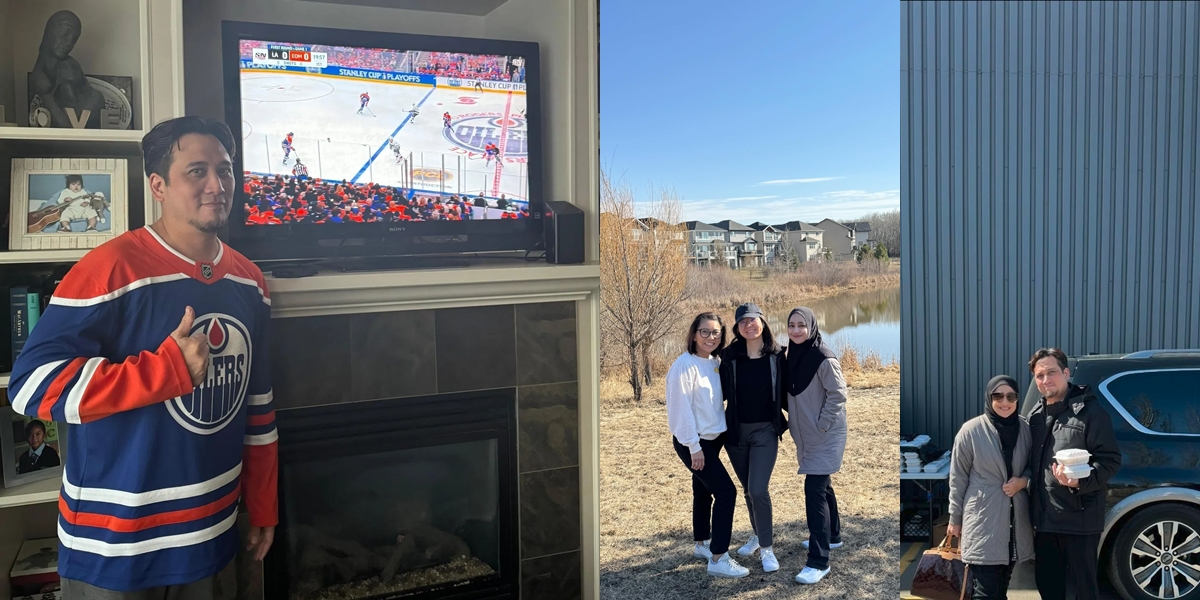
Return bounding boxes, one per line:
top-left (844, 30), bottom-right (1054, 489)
top-left (1108, 504), bottom-right (1200, 600)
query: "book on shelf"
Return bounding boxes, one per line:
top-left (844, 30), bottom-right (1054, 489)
top-left (9, 287), bottom-right (43, 365)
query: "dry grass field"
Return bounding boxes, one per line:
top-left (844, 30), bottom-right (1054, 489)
top-left (599, 372), bottom-right (901, 599)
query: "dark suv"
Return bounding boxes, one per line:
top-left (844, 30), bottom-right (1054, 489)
top-left (1021, 350), bottom-right (1200, 600)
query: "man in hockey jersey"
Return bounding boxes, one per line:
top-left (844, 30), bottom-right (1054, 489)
top-left (357, 92), bottom-right (370, 114)
top-left (8, 115), bottom-right (278, 598)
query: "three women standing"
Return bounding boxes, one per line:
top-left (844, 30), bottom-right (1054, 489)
top-left (665, 304), bottom-right (851, 584)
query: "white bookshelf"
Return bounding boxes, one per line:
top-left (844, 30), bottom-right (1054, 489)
top-left (0, 248), bottom-right (89, 264)
top-left (0, 127), bottom-right (144, 142)
top-left (0, 0), bottom-right (177, 264)
top-left (0, 477), bottom-right (59, 510)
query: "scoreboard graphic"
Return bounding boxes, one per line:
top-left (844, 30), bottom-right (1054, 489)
top-left (249, 45), bottom-right (328, 68)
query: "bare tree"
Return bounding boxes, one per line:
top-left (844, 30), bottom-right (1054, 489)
top-left (853, 210), bottom-right (900, 257)
top-left (600, 171), bottom-right (690, 401)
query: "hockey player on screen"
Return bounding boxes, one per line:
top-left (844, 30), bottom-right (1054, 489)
top-left (388, 137), bottom-right (403, 164)
top-left (484, 142), bottom-right (500, 167)
top-left (443, 112), bottom-right (452, 131)
top-left (281, 132), bottom-right (295, 165)
top-left (358, 92), bottom-right (371, 114)
top-left (474, 80), bottom-right (484, 93)
top-left (407, 103), bottom-right (420, 123)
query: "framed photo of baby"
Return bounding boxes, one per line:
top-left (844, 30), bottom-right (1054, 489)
top-left (8, 157), bottom-right (128, 251)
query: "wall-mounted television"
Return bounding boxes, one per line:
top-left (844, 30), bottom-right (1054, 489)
top-left (220, 21), bottom-right (542, 262)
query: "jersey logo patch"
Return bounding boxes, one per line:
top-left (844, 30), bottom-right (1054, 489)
top-left (165, 313), bottom-right (252, 435)
top-left (201, 263), bottom-right (213, 280)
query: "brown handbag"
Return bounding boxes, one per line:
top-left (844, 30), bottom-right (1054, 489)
top-left (910, 534), bottom-right (972, 600)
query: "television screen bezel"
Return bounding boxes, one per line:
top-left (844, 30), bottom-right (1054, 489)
top-left (220, 20), bottom-right (543, 262)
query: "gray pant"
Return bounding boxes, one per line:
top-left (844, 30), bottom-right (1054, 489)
top-left (61, 576), bottom-right (214, 600)
top-left (725, 421), bottom-right (778, 548)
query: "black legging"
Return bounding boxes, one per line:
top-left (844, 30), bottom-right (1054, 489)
top-left (672, 434), bottom-right (737, 556)
top-left (804, 474), bottom-right (841, 569)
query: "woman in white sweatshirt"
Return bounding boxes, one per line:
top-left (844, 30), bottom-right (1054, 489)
top-left (666, 312), bottom-right (749, 578)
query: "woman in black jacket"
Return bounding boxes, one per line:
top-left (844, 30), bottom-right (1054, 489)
top-left (719, 302), bottom-right (788, 573)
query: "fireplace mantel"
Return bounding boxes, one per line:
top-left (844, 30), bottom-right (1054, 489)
top-left (264, 262), bottom-right (600, 318)
top-left (258, 259), bottom-right (600, 599)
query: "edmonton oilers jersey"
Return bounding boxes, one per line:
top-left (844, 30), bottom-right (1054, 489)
top-left (7, 226), bottom-right (278, 591)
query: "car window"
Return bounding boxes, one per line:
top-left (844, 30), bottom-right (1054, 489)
top-left (1102, 369), bottom-right (1200, 435)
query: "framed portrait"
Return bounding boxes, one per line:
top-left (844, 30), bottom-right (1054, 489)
top-left (0, 406), bottom-right (66, 489)
top-left (8, 157), bottom-right (128, 251)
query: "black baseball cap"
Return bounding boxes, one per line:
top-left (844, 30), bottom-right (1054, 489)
top-left (735, 303), bottom-right (765, 323)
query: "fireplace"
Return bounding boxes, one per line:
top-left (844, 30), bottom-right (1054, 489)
top-left (266, 389), bottom-right (519, 600)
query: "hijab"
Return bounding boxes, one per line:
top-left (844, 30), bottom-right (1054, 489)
top-left (785, 307), bottom-right (837, 396)
top-left (985, 374), bottom-right (1021, 478)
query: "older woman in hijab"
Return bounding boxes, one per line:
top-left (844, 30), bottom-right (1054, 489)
top-left (784, 307), bottom-right (848, 585)
top-left (947, 375), bottom-right (1034, 599)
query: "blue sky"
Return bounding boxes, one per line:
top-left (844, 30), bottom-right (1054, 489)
top-left (600, 0), bottom-right (899, 225)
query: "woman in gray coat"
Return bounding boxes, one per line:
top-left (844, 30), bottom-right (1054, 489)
top-left (783, 307), bottom-right (848, 585)
top-left (947, 375), bottom-right (1034, 599)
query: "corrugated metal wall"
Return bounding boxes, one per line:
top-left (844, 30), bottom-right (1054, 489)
top-left (901, 0), bottom-right (1200, 446)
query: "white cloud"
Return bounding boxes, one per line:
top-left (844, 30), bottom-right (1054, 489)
top-left (679, 189), bottom-right (899, 225)
top-left (756, 177), bottom-right (842, 185)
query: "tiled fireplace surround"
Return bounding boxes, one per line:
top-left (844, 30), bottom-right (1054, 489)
top-left (256, 301), bottom-right (583, 600)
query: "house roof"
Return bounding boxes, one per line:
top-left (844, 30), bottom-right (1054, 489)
top-left (685, 221), bottom-right (723, 231)
top-left (816, 218), bottom-right (853, 233)
top-left (747, 221), bottom-right (780, 232)
top-left (711, 219), bottom-right (755, 232)
top-left (773, 220), bottom-right (823, 233)
top-left (841, 221), bottom-right (872, 232)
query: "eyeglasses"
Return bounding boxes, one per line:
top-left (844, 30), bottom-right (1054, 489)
top-left (990, 393), bottom-right (1019, 402)
top-left (698, 329), bottom-right (723, 339)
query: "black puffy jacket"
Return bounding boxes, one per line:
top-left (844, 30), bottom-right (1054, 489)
top-left (1027, 384), bottom-right (1122, 535)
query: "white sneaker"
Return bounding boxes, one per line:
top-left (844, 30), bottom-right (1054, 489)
top-left (800, 539), bottom-right (844, 549)
top-left (761, 547), bottom-right (779, 572)
top-left (737, 535), bottom-right (760, 556)
top-left (708, 553), bottom-right (750, 578)
top-left (693, 540), bottom-right (712, 560)
top-left (795, 566), bottom-right (830, 584)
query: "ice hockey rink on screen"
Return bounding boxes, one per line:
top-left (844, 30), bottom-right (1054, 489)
top-left (237, 62), bottom-right (530, 211)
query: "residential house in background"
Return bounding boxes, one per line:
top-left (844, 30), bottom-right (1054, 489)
top-left (841, 221), bottom-right (873, 248)
top-left (712, 220), bottom-right (761, 268)
top-left (685, 221), bottom-right (726, 266)
top-left (682, 217), bottom-right (869, 268)
top-left (815, 218), bottom-right (856, 259)
top-left (773, 220), bottom-right (826, 263)
top-left (747, 222), bottom-right (783, 265)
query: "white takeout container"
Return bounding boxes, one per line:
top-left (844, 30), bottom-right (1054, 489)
top-left (1055, 449), bottom-right (1091, 466)
top-left (1063, 464), bottom-right (1093, 478)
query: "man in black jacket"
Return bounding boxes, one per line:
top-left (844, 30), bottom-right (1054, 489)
top-left (1026, 348), bottom-right (1122, 600)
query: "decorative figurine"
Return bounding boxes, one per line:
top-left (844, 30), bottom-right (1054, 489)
top-left (28, 10), bottom-right (104, 128)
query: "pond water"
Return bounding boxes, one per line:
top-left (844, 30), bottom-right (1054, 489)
top-left (759, 286), bottom-right (900, 363)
